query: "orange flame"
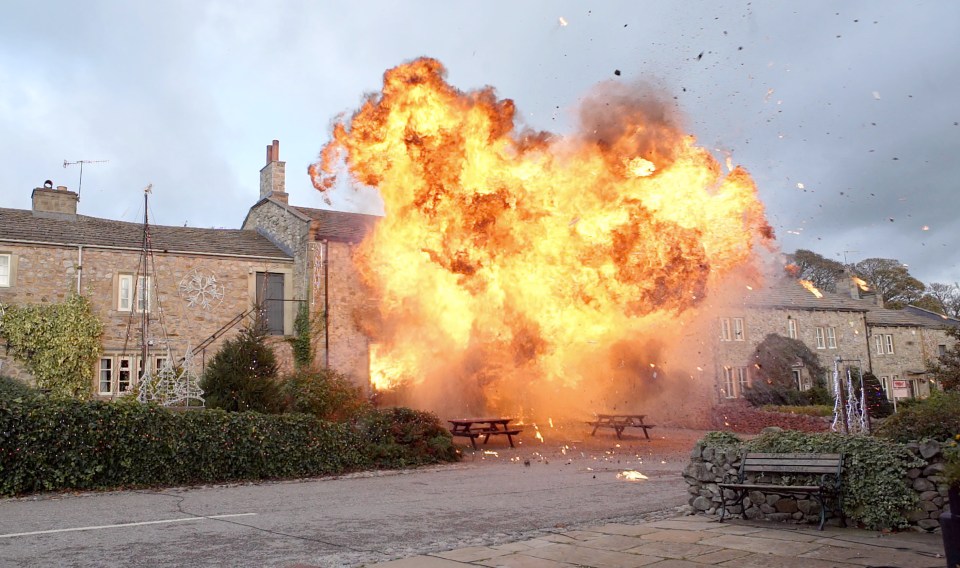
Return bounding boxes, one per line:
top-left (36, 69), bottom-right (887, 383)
top-left (310, 58), bottom-right (773, 417)
top-left (852, 276), bottom-right (869, 292)
top-left (799, 279), bottom-right (824, 298)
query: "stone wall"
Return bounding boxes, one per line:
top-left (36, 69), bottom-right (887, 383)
top-left (242, 199), bottom-right (310, 302)
top-left (683, 438), bottom-right (952, 532)
top-left (321, 240), bottom-right (374, 390)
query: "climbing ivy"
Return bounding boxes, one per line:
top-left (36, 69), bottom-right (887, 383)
top-left (0, 295), bottom-right (103, 399)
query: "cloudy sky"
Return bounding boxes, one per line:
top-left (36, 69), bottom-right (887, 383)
top-left (1, 1), bottom-right (957, 285)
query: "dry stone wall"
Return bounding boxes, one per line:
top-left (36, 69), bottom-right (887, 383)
top-left (683, 438), bottom-right (952, 532)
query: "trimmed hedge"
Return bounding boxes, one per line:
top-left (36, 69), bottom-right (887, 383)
top-left (0, 397), bottom-right (459, 496)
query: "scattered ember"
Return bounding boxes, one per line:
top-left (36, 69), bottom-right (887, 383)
top-left (616, 470), bottom-right (648, 481)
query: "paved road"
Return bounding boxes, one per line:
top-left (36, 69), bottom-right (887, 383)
top-left (0, 429), bottom-right (699, 567)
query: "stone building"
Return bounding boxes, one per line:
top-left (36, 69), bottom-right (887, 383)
top-left (713, 276), bottom-right (959, 402)
top-left (1, 140), bottom-right (382, 397)
top-left (0, 182), bottom-right (294, 397)
top-left (242, 140), bottom-right (381, 385)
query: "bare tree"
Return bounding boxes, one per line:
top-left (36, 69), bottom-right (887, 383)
top-left (852, 258), bottom-right (925, 309)
top-left (927, 282), bottom-right (960, 317)
top-left (787, 249), bottom-right (846, 292)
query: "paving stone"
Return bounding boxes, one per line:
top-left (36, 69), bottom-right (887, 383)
top-left (639, 530), bottom-right (709, 544)
top-left (799, 544), bottom-right (932, 567)
top-left (639, 560), bottom-right (703, 568)
top-left (711, 553), bottom-right (861, 568)
top-left (647, 520), bottom-right (716, 531)
top-left (368, 555), bottom-right (473, 567)
top-left (699, 524), bottom-right (764, 536)
top-left (590, 524), bottom-right (663, 537)
top-left (475, 553), bottom-right (579, 568)
top-left (697, 534), bottom-right (821, 556)
top-left (624, 541), bottom-right (721, 559)
top-left (520, 542), bottom-right (663, 568)
top-left (432, 545), bottom-right (513, 563)
top-left (577, 534), bottom-right (649, 552)
top-left (686, 548), bottom-right (752, 564)
top-left (745, 529), bottom-right (821, 543)
top-left (557, 529), bottom-right (606, 541)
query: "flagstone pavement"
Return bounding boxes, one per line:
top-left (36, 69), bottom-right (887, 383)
top-left (362, 514), bottom-right (946, 568)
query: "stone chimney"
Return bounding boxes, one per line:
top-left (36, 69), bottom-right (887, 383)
top-left (259, 139), bottom-right (287, 204)
top-left (32, 181), bottom-right (78, 220)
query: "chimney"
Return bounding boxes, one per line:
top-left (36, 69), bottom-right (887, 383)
top-left (259, 139), bottom-right (287, 204)
top-left (31, 180), bottom-right (78, 220)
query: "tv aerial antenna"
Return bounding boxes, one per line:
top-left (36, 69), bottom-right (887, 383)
top-left (63, 159), bottom-right (108, 200)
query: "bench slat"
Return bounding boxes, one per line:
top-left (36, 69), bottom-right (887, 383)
top-left (745, 459), bottom-right (841, 467)
top-left (746, 453), bottom-right (842, 460)
top-left (743, 465), bottom-right (840, 474)
top-left (718, 483), bottom-right (821, 492)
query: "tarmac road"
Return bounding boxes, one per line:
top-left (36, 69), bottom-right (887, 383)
top-left (0, 427), bottom-right (703, 567)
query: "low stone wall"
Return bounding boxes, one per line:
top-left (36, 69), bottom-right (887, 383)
top-left (683, 438), bottom-right (952, 532)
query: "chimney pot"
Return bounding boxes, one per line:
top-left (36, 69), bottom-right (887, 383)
top-left (56, 185), bottom-right (68, 191)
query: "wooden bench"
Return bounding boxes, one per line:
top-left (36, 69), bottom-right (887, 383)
top-left (448, 418), bottom-right (522, 450)
top-left (718, 452), bottom-right (844, 531)
top-left (588, 414), bottom-right (656, 440)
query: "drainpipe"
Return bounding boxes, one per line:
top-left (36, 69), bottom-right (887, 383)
top-left (76, 245), bottom-right (83, 294)
top-left (323, 240), bottom-right (330, 369)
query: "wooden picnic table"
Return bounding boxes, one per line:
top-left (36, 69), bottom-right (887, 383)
top-left (448, 418), bottom-right (522, 450)
top-left (588, 414), bottom-right (656, 440)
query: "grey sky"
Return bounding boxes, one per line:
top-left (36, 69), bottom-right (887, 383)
top-left (1, 1), bottom-right (957, 285)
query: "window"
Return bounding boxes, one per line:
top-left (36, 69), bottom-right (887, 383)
top-left (98, 358), bottom-right (113, 395)
top-left (880, 376), bottom-right (889, 399)
top-left (826, 327), bottom-right (837, 349)
top-left (720, 318), bottom-right (732, 341)
top-left (940, 344), bottom-right (948, 358)
top-left (787, 318), bottom-right (797, 339)
top-left (118, 357), bottom-right (133, 393)
top-left (256, 272), bottom-right (286, 335)
top-left (0, 253), bottom-right (10, 287)
top-left (733, 318), bottom-right (744, 341)
top-left (875, 335), bottom-right (885, 355)
top-left (736, 367), bottom-right (749, 395)
top-left (885, 334), bottom-right (894, 355)
top-left (792, 369), bottom-right (803, 390)
top-left (722, 367), bottom-right (735, 398)
top-left (118, 275), bottom-right (151, 312)
top-left (154, 357), bottom-right (168, 373)
top-left (815, 327), bottom-right (826, 349)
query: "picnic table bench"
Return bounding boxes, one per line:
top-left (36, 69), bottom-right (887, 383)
top-left (448, 418), bottom-right (522, 450)
top-left (718, 452), bottom-right (845, 530)
top-left (587, 414), bottom-right (656, 440)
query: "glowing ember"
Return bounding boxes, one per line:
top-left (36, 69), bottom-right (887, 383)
top-left (799, 279), bottom-right (823, 298)
top-left (616, 470), bottom-right (648, 481)
top-left (851, 276), bottom-right (870, 292)
top-left (310, 58), bottom-right (773, 417)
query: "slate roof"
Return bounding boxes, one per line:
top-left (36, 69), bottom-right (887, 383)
top-left (0, 207), bottom-right (291, 260)
top-left (293, 206), bottom-right (381, 243)
top-left (744, 278), bottom-right (869, 312)
top-left (902, 305), bottom-right (960, 328)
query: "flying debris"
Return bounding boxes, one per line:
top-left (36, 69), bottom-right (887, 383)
top-left (558, 16), bottom-right (568, 27)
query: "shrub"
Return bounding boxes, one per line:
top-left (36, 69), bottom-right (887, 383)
top-left (0, 376), bottom-right (39, 401)
top-left (201, 312), bottom-right (282, 413)
top-left (744, 333), bottom-right (827, 406)
top-left (0, 396), bottom-right (459, 496)
top-left (358, 407), bottom-right (459, 467)
top-left (875, 390), bottom-right (960, 443)
top-left (860, 372), bottom-right (893, 419)
top-left (282, 367), bottom-right (369, 421)
top-left (760, 404), bottom-right (833, 417)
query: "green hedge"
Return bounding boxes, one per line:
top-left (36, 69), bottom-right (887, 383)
top-left (0, 397), bottom-right (459, 496)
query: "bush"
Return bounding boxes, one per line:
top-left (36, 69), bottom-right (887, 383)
top-left (282, 367), bottom-right (369, 421)
top-left (0, 376), bottom-right (39, 401)
top-left (358, 407), bottom-right (459, 467)
top-left (760, 404), bottom-right (833, 417)
top-left (697, 429), bottom-right (923, 529)
top-left (860, 372), bottom-right (893, 419)
top-left (0, 397), bottom-right (460, 496)
top-left (875, 390), bottom-right (960, 443)
top-left (201, 312), bottom-right (282, 413)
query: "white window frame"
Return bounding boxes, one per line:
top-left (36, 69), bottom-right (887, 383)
top-left (880, 376), bottom-right (889, 399)
top-left (787, 318), bottom-right (797, 339)
top-left (722, 367), bottom-right (735, 398)
top-left (826, 327), bottom-right (837, 349)
top-left (98, 358), bottom-right (113, 395)
top-left (733, 318), bottom-right (744, 341)
top-left (792, 369), bottom-right (803, 390)
top-left (720, 318), bottom-right (732, 341)
top-left (815, 327), bottom-right (826, 349)
top-left (875, 335), bottom-right (885, 355)
top-left (154, 356), bottom-right (168, 374)
top-left (118, 274), bottom-right (133, 311)
top-left (136, 276), bottom-right (151, 313)
top-left (885, 334), bottom-right (894, 355)
top-left (736, 367), bottom-right (749, 395)
top-left (0, 253), bottom-right (10, 287)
